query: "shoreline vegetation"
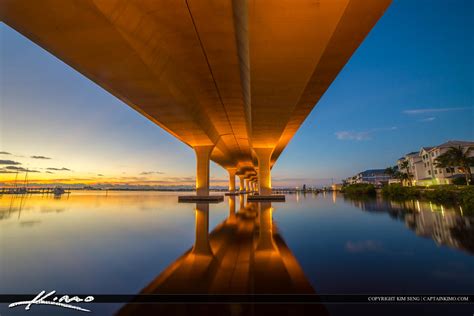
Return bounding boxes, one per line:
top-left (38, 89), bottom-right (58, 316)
top-left (341, 183), bottom-right (474, 214)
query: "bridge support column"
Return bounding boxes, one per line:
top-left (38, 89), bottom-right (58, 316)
top-left (192, 203), bottom-right (213, 256)
top-left (244, 178), bottom-right (250, 192)
top-left (227, 168), bottom-right (236, 192)
top-left (254, 148), bottom-right (274, 195)
top-left (194, 145), bottom-right (214, 196)
top-left (238, 174), bottom-right (245, 192)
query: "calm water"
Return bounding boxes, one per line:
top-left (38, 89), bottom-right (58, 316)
top-left (1, 191), bottom-right (473, 315)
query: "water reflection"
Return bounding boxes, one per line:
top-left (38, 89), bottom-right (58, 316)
top-left (1, 192), bottom-right (473, 316)
top-left (117, 197), bottom-right (325, 316)
top-left (345, 196), bottom-right (474, 255)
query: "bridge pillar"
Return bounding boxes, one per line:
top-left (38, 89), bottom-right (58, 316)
top-left (192, 203), bottom-right (213, 256)
top-left (227, 168), bottom-right (237, 192)
top-left (238, 174), bottom-right (245, 192)
top-left (244, 178), bottom-right (250, 192)
top-left (254, 148), bottom-right (273, 195)
top-left (194, 145), bottom-right (214, 196)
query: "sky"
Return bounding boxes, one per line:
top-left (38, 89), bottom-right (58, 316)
top-left (1, 0), bottom-right (473, 188)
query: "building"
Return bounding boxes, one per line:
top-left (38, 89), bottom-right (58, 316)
top-left (346, 169), bottom-right (391, 185)
top-left (397, 151), bottom-right (424, 184)
top-left (398, 140), bottom-right (474, 186)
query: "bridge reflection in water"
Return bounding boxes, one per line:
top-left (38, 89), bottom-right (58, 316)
top-left (117, 196), bottom-right (327, 316)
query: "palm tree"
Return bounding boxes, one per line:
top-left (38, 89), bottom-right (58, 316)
top-left (435, 146), bottom-right (474, 185)
top-left (399, 160), bottom-right (412, 186)
top-left (384, 166), bottom-right (397, 177)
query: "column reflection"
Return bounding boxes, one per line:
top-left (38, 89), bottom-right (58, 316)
top-left (117, 198), bottom-right (326, 316)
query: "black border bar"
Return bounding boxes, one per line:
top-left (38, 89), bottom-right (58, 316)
top-left (1, 294), bottom-right (473, 304)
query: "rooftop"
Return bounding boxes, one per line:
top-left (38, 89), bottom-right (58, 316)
top-left (435, 140), bottom-right (474, 149)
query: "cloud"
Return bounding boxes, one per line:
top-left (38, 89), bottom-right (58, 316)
top-left (335, 131), bottom-right (371, 141)
top-left (140, 171), bottom-right (165, 175)
top-left (46, 167), bottom-right (71, 171)
top-left (115, 176), bottom-right (195, 184)
top-left (335, 127), bottom-right (397, 141)
top-left (0, 169), bottom-right (17, 174)
top-left (45, 171), bottom-right (54, 174)
top-left (97, 174), bottom-right (104, 176)
top-left (403, 107), bottom-right (472, 115)
top-left (0, 160), bottom-right (21, 165)
top-left (419, 117), bottom-right (436, 122)
top-left (31, 155), bottom-right (51, 159)
top-left (4, 166), bottom-right (40, 173)
top-left (0, 151), bottom-right (11, 155)
top-left (346, 240), bottom-right (383, 253)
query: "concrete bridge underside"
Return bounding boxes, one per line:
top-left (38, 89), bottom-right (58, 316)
top-left (0, 0), bottom-right (391, 195)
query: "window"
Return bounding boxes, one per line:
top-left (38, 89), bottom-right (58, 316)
top-left (428, 170), bottom-right (431, 175)
top-left (446, 168), bottom-right (451, 173)
top-left (434, 170), bottom-right (438, 174)
top-left (431, 152), bottom-right (434, 157)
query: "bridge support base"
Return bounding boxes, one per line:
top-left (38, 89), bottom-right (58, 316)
top-left (178, 195), bottom-right (224, 203)
top-left (224, 192), bottom-right (240, 196)
top-left (247, 195), bottom-right (285, 202)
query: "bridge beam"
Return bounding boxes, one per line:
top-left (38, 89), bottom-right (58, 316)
top-left (194, 145), bottom-right (214, 196)
top-left (254, 148), bottom-right (274, 195)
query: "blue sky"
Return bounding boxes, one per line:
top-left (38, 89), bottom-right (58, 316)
top-left (1, 0), bottom-right (473, 187)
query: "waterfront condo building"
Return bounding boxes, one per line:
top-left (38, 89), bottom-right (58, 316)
top-left (398, 140), bottom-right (474, 186)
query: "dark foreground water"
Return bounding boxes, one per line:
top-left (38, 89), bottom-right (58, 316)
top-left (1, 191), bottom-right (473, 315)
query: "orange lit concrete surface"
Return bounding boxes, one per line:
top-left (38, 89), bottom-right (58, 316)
top-left (0, 0), bottom-right (391, 196)
top-left (117, 197), bottom-right (328, 315)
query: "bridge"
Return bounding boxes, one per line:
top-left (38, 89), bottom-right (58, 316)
top-left (0, 0), bottom-right (391, 198)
